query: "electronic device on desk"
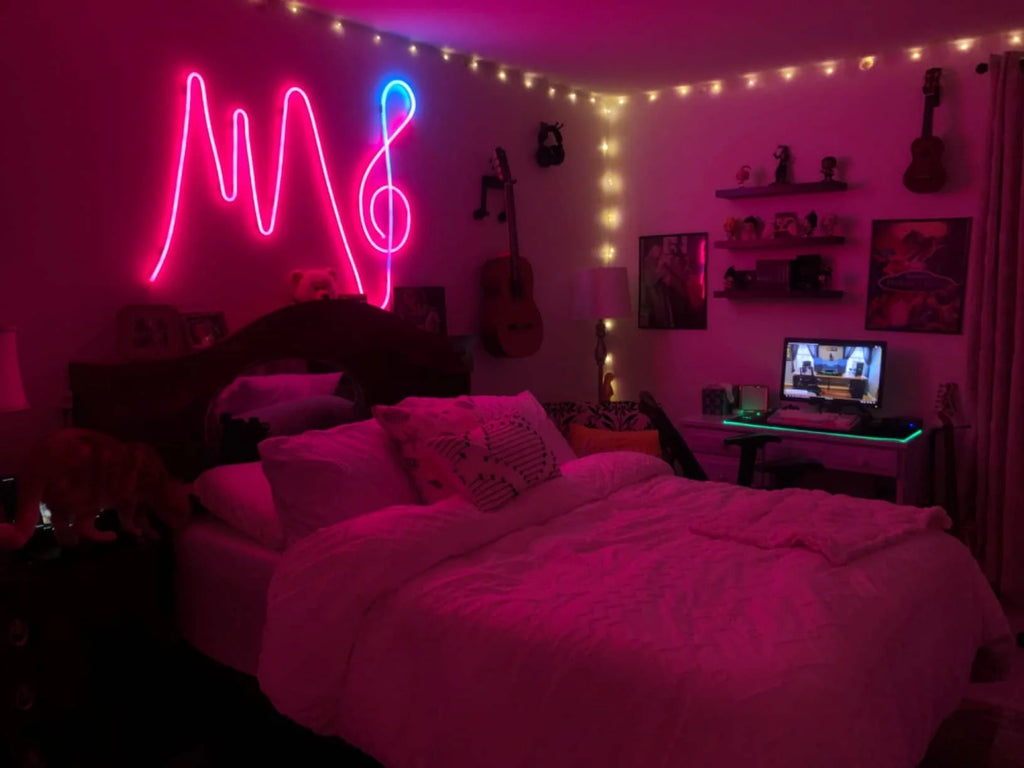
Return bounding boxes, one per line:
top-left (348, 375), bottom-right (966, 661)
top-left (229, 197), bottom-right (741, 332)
top-left (780, 336), bottom-right (887, 412)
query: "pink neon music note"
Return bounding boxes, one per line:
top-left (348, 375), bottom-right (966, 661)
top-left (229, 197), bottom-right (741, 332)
top-left (358, 80), bottom-right (416, 310)
top-left (149, 72), bottom-right (416, 309)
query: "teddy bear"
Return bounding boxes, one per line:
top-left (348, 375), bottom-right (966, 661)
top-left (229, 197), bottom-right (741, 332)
top-left (290, 268), bottom-right (338, 302)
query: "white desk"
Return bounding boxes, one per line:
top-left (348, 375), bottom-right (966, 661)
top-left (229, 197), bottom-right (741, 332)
top-left (680, 415), bottom-right (929, 506)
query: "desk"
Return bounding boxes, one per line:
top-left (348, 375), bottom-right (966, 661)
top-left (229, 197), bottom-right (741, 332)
top-left (680, 415), bottom-right (928, 505)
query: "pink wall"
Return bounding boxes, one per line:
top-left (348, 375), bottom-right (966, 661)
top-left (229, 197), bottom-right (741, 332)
top-left (611, 48), bottom-right (995, 424)
top-left (0, 0), bottom-right (605, 471)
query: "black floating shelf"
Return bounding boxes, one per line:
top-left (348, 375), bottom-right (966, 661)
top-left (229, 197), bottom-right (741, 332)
top-left (713, 287), bottom-right (844, 300)
top-left (715, 181), bottom-right (849, 199)
top-left (714, 235), bottom-right (846, 250)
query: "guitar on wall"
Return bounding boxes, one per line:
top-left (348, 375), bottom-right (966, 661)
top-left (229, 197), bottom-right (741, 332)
top-left (903, 67), bottom-right (946, 193)
top-left (480, 147), bottom-right (543, 358)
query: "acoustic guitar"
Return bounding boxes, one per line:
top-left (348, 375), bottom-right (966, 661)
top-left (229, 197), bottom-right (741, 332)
top-left (903, 68), bottom-right (946, 193)
top-left (480, 147), bottom-right (543, 358)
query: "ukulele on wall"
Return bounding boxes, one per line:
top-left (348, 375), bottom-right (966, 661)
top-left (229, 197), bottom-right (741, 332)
top-left (480, 147), bottom-right (543, 358)
top-left (903, 68), bottom-right (946, 193)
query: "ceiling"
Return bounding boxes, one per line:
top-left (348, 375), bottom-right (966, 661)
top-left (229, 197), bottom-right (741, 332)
top-left (305, 0), bottom-right (1022, 92)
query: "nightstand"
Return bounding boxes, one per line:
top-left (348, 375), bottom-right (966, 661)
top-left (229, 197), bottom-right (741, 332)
top-left (0, 533), bottom-right (174, 767)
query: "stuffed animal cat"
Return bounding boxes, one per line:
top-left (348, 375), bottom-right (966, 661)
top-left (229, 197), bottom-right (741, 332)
top-left (0, 428), bottom-right (190, 550)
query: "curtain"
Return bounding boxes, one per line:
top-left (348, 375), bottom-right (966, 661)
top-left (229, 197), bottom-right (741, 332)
top-left (965, 51), bottom-right (1024, 597)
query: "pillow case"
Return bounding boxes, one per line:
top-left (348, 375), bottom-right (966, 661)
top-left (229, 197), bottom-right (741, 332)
top-left (372, 398), bottom-right (483, 503)
top-left (425, 414), bottom-right (561, 511)
top-left (192, 462), bottom-right (284, 550)
top-left (259, 418), bottom-right (419, 544)
top-left (464, 391), bottom-right (576, 466)
top-left (215, 373), bottom-right (342, 417)
top-left (568, 423), bottom-right (662, 458)
top-left (235, 395), bottom-right (358, 437)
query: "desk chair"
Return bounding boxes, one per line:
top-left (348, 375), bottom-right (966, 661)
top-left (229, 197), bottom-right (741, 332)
top-left (638, 391), bottom-right (821, 488)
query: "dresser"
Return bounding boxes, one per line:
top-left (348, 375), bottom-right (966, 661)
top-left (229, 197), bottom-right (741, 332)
top-left (679, 415), bottom-right (929, 505)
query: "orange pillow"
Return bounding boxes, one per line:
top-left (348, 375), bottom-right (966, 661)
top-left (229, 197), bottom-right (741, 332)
top-left (567, 423), bottom-right (662, 458)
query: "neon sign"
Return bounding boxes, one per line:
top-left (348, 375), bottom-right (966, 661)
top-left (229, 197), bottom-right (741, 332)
top-left (149, 71), bottom-right (416, 309)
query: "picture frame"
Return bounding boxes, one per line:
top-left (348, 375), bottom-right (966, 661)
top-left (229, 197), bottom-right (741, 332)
top-left (115, 304), bottom-right (189, 361)
top-left (638, 232), bottom-right (708, 330)
top-left (393, 286), bottom-right (447, 335)
top-left (182, 311), bottom-right (229, 349)
top-left (865, 217), bottom-right (972, 334)
top-left (772, 211), bottom-right (800, 238)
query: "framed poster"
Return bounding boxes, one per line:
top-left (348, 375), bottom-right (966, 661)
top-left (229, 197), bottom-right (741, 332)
top-left (865, 218), bottom-right (971, 334)
top-left (638, 232), bottom-right (708, 330)
top-left (182, 311), bottom-right (228, 349)
top-left (393, 286), bottom-right (447, 334)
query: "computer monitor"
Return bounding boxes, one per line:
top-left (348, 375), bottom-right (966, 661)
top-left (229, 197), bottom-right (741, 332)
top-left (780, 338), bottom-right (887, 409)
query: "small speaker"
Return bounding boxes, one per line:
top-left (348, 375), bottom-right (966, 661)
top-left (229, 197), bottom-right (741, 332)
top-left (738, 384), bottom-right (768, 413)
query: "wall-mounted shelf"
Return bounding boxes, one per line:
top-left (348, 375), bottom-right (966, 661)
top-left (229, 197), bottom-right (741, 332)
top-left (714, 235), bottom-right (845, 250)
top-left (715, 181), bottom-right (849, 199)
top-left (713, 286), bottom-right (844, 300)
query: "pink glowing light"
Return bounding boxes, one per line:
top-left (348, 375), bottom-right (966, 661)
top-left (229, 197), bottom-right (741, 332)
top-left (149, 72), bottom-right (416, 308)
top-left (358, 80), bottom-right (416, 309)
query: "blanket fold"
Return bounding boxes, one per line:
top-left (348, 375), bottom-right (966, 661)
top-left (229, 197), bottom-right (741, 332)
top-left (688, 486), bottom-right (951, 564)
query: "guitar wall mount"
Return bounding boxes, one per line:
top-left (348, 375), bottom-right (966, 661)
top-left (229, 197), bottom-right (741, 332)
top-left (472, 174), bottom-right (506, 221)
top-left (536, 121), bottom-right (565, 167)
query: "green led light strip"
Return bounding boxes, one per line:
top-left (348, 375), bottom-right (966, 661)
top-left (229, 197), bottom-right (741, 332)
top-left (722, 420), bottom-right (923, 444)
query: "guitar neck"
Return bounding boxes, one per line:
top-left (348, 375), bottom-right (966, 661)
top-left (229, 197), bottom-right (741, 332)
top-left (504, 181), bottom-right (520, 276)
top-left (921, 99), bottom-right (935, 138)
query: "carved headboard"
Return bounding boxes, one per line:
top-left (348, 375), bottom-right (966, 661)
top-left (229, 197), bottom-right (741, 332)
top-left (69, 300), bottom-right (471, 480)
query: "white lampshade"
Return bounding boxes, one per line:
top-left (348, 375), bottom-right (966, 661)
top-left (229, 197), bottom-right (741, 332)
top-left (573, 267), bottom-right (631, 320)
top-left (0, 327), bottom-right (29, 413)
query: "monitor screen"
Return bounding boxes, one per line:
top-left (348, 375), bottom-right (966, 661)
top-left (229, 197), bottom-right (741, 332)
top-left (780, 338), bottom-right (887, 408)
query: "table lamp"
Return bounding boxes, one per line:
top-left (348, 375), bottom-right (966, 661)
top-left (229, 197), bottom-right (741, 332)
top-left (0, 327), bottom-right (28, 414)
top-left (573, 267), bottom-right (631, 402)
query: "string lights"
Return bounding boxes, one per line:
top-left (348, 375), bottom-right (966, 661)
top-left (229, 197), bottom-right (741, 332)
top-left (256, 0), bottom-right (1020, 110)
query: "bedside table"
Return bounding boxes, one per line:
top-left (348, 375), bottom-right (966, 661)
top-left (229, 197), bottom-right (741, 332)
top-left (0, 534), bottom-right (174, 767)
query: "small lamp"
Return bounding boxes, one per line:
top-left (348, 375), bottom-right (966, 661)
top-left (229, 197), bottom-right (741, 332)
top-left (573, 267), bottom-right (631, 402)
top-left (0, 327), bottom-right (28, 413)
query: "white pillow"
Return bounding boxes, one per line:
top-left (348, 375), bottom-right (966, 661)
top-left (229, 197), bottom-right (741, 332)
top-left (192, 462), bottom-right (285, 550)
top-left (259, 419), bottom-right (420, 544)
top-left (425, 414), bottom-right (562, 511)
top-left (215, 373), bottom-right (342, 416)
top-left (463, 391), bottom-right (576, 466)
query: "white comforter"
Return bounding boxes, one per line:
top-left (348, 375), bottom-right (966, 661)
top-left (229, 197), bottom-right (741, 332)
top-left (258, 452), bottom-right (1012, 768)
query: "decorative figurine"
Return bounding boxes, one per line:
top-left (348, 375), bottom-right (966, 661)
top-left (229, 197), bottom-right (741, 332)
top-left (802, 210), bottom-right (818, 236)
top-left (740, 216), bottom-right (763, 240)
top-left (735, 165), bottom-right (751, 186)
top-left (819, 212), bottom-right (839, 236)
top-left (821, 156), bottom-right (838, 181)
top-left (724, 216), bottom-right (741, 240)
top-left (772, 145), bottom-right (791, 184)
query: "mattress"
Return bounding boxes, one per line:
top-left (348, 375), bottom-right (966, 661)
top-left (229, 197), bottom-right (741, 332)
top-left (174, 515), bottom-right (280, 676)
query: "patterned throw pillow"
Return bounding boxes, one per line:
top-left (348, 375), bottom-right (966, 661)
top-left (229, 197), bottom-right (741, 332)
top-left (425, 415), bottom-right (561, 511)
top-left (372, 398), bottom-right (483, 503)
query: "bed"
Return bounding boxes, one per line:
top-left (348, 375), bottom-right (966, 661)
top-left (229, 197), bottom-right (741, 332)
top-left (69, 300), bottom-right (1013, 768)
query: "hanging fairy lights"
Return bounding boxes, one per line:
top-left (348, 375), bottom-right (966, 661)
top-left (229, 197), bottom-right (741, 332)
top-left (254, 0), bottom-right (1021, 111)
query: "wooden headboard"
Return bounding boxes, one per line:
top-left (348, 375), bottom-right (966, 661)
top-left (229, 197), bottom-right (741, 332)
top-left (69, 300), bottom-right (471, 480)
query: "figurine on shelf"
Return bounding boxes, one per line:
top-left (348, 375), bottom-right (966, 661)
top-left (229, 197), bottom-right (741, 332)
top-left (772, 145), bottom-right (791, 184)
top-left (819, 212), bottom-right (839, 236)
top-left (735, 165), bottom-right (751, 186)
top-left (740, 215), bottom-right (763, 240)
top-left (821, 155), bottom-right (838, 181)
top-left (723, 216), bottom-right (741, 240)
top-left (801, 210), bottom-right (818, 236)
top-left (818, 265), bottom-right (834, 289)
